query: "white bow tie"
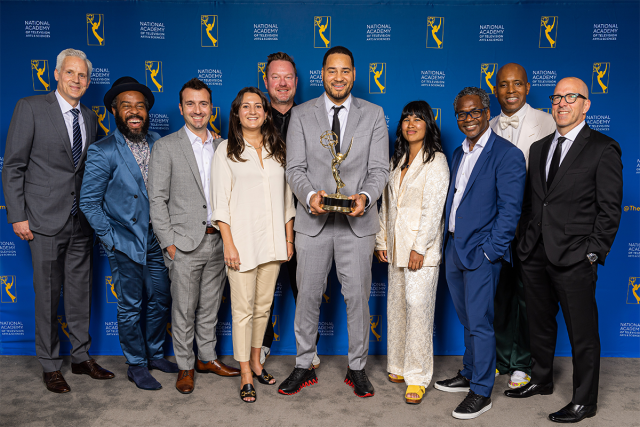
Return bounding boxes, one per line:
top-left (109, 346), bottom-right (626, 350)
top-left (499, 115), bottom-right (520, 130)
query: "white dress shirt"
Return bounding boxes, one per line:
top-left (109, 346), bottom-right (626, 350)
top-left (184, 125), bottom-right (215, 225)
top-left (545, 120), bottom-right (586, 179)
top-left (449, 128), bottom-right (493, 233)
top-left (497, 103), bottom-right (530, 145)
top-left (55, 90), bottom-right (86, 150)
top-left (305, 93), bottom-right (371, 211)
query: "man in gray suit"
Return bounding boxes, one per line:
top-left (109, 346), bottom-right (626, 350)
top-left (278, 46), bottom-right (389, 398)
top-left (149, 78), bottom-right (240, 395)
top-left (2, 48), bottom-right (114, 393)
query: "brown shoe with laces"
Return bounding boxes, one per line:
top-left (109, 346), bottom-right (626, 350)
top-left (71, 359), bottom-right (115, 379)
top-left (176, 369), bottom-right (195, 394)
top-left (43, 371), bottom-right (71, 393)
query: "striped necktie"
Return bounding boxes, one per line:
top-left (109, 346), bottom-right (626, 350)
top-left (70, 109), bottom-right (82, 215)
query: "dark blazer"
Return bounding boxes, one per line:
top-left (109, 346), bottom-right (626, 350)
top-left (443, 130), bottom-right (526, 270)
top-left (517, 124), bottom-right (623, 266)
top-left (80, 129), bottom-right (160, 265)
top-left (2, 91), bottom-right (98, 236)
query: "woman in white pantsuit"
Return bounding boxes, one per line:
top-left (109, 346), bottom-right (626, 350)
top-left (375, 101), bottom-right (449, 404)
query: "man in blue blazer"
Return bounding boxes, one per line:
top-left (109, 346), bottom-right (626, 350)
top-left (80, 77), bottom-right (178, 391)
top-left (434, 87), bottom-right (526, 420)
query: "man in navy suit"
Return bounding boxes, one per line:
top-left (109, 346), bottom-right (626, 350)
top-left (434, 87), bottom-right (526, 420)
top-left (80, 77), bottom-right (178, 391)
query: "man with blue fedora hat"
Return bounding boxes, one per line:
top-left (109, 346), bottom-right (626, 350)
top-left (80, 76), bottom-right (178, 390)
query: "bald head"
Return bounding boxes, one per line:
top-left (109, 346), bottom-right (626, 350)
top-left (495, 63), bottom-right (530, 116)
top-left (552, 77), bottom-right (591, 135)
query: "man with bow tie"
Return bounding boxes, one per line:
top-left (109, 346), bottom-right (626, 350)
top-left (489, 63), bottom-right (556, 391)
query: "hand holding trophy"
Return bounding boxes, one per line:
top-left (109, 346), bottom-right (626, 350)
top-left (319, 130), bottom-right (355, 213)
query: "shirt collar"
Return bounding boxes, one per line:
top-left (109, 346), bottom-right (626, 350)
top-left (553, 120), bottom-right (586, 143)
top-left (500, 102), bottom-right (530, 120)
top-left (273, 102), bottom-right (296, 119)
top-left (462, 127), bottom-right (492, 154)
top-left (55, 90), bottom-right (77, 114)
top-left (184, 125), bottom-right (213, 146)
top-left (324, 93), bottom-right (352, 116)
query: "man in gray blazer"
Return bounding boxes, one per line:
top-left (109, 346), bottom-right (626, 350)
top-left (149, 78), bottom-right (240, 395)
top-left (278, 46), bottom-right (389, 398)
top-left (489, 63), bottom-right (556, 390)
top-left (2, 48), bottom-right (114, 393)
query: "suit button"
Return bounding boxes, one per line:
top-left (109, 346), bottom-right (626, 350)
top-left (543, 202), bottom-right (548, 207)
top-left (132, 218), bottom-right (137, 222)
top-left (537, 222), bottom-right (541, 226)
top-left (202, 221), bottom-right (206, 225)
top-left (203, 205), bottom-right (206, 209)
top-left (71, 192), bottom-right (75, 196)
top-left (134, 195), bottom-right (138, 199)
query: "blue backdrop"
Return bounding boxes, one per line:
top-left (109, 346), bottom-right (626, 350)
top-left (1, 1), bottom-right (639, 359)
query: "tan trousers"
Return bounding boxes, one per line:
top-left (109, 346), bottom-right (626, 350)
top-left (228, 261), bottom-right (281, 362)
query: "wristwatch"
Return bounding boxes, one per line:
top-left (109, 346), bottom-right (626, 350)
top-left (586, 253), bottom-right (598, 263)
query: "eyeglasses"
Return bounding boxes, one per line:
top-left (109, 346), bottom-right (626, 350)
top-left (455, 108), bottom-right (487, 121)
top-left (549, 93), bottom-right (587, 105)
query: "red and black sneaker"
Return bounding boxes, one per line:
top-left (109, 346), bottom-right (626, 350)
top-left (344, 367), bottom-right (374, 398)
top-left (278, 367), bottom-right (318, 395)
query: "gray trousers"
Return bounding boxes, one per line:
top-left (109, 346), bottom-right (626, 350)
top-left (165, 233), bottom-right (226, 370)
top-left (295, 214), bottom-right (375, 371)
top-left (28, 214), bottom-right (93, 372)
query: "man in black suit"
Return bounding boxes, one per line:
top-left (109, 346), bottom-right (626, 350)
top-left (2, 48), bottom-right (114, 393)
top-left (505, 77), bottom-right (623, 424)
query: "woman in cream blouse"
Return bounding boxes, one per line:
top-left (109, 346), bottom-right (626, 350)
top-left (375, 101), bottom-right (449, 404)
top-left (211, 87), bottom-right (295, 403)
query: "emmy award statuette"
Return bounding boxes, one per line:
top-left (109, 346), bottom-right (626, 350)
top-left (319, 130), bottom-right (354, 213)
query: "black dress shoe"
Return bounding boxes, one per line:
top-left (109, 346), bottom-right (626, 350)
top-left (549, 403), bottom-right (597, 423)
top-left (434, 370), bottom-right (470, 393)
top-left (504, 382), bottom-right (553, 398)
top-left (43, 371), bottom-right (71, 393)
top-left (344, 367), bottom-right (374, 397)
top-left (278, 367), bottom-right (318, 395)
top-left (452, 390), bottom-right (492, 420)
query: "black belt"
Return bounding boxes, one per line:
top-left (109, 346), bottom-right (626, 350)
top-left (449, 231), bottom-right (454, 238)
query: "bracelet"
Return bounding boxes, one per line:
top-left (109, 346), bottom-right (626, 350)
top-left (286, 240), bottom-right (294, 244)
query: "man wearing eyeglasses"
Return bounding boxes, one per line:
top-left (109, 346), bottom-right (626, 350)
top-left (506, 77), bottom-right (623, 424)
top-left (435, 87), bottom-right (526, 420)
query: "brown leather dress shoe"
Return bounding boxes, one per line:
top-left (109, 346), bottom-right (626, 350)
top-left (71, 359), bottom-right (115, 379)
top-left (176, 369), bottom-right (195, 394)
top-left (195, 359), bottom-right (240, 377)
top-left (43, 371), bottom-right (71, 393)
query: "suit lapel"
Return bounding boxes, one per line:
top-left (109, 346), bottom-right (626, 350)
top-left (528, 138), bottom-right (548, 201)
top-left (547, 125), bottom-right (590, 194)
top-left (314, 95), bottom-right (331, 133)
top-left (460, 131), bottom-right (494, 203)
top-left (115, 131), bottom-right (149, 199)
top-left (342, 96), bottom-right (362, 150)
top-left (177, 128), bottom-right (206, 197)
top-left (398, 149), bottom-right (424, 203)
top-left (518, 113), bottom-right (539, 150)
top-left (445, 148), bottom-right (463, 219)
top-left (47, 92), bottom-right (74, 166)
top-left (539, 134), bottom-right (554, 194)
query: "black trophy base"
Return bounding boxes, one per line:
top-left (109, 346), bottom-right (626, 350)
top-left (321, 195), bottom-right (354, 214)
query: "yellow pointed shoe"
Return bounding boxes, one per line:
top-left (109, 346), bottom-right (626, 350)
top-left (388, 373), bottom-right (404, 383)
top-left (405, 385), bottom-right (425, 404)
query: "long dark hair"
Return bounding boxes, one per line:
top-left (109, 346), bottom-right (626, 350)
top-left (227, 87), bottom-right (286, 167)
top-left (391, 100), bottom-right (443, 170)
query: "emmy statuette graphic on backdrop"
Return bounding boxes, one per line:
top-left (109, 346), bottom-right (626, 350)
top-left (319, 130), bottom-right (354, 213)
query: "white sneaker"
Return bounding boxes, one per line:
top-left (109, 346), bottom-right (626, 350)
top-left (508, 370), bottom-right (531, 389)
top-left (260, 346), bottom-right (270, 365)
top-left (312, 352), bottom-right (320, 368)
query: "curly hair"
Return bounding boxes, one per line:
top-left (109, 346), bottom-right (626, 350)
top-left (453, 87), bottom-right (490, 111)
top-left (227, 87), bottom-right (286, 167)
top-left (391, 100), bottom-right (443, 170)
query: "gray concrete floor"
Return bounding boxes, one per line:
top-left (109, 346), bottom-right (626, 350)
top-left (0, 355), bottom-right (638, 427)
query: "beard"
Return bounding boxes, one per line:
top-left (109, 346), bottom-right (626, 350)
top-left (323, 80), bottom-right (353, 101)
top-left (115, 111), bottom-right (150, 143)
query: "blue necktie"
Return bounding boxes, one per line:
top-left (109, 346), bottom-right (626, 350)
top-left (70, 109), bottom-right (82, 215)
